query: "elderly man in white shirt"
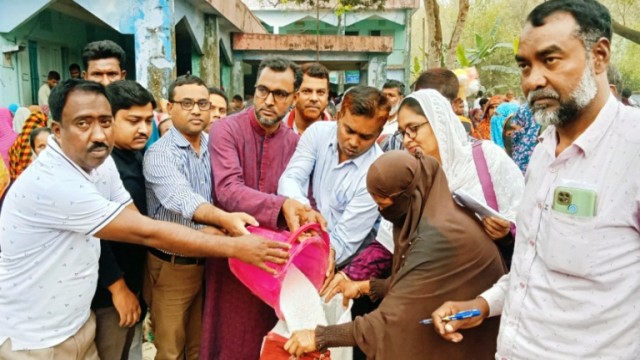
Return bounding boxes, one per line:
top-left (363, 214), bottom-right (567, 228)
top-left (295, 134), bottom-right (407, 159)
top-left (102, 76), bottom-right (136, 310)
top-left (431, 1), bottom-right (640, 359)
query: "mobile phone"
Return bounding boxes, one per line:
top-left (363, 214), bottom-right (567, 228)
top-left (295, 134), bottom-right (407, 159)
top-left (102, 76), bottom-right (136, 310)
top-left (552, 186), bottom-right (597, 217)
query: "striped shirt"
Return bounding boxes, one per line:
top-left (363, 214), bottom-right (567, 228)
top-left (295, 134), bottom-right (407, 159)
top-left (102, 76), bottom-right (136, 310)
top-left (143, 127), bottom-right (211, 253)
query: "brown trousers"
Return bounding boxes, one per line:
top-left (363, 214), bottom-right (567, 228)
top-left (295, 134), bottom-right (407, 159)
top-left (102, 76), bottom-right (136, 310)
top-left (143, 252), bottom-right (204, 360)
top-left (0, 312), bottom-right (99, 360)
top-left (94, 306), bottom-right (137, 360)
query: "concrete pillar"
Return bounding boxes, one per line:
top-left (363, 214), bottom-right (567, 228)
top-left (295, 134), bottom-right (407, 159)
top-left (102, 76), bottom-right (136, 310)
top-left (200, 15), bottom-right (220, 87)
top-left (338, 71), bottom-right (345, 95)
top-left (359, 65), bottom-right (367, 87)
top-left (403, 9), bottom-right (412, 86)
top-left (231, 57), bottom-right (244, 99)
top-left (133, 0), bottom-right (175, 101)
top-left (367, 55), bottom-right (387, 89)
top-left (221, 65), bottom-right (232, 96)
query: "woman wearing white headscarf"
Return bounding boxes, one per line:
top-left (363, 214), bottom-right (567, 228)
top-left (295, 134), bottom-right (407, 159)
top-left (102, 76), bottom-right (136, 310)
top-left (400, 89), bottom-right (524, 223)
top-left (12, 107), bottom-right (31, 133)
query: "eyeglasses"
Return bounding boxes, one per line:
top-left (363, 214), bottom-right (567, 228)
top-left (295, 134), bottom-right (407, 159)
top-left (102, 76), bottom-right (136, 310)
top-left (171, 99), bottom-right (211, 111)
top-left (255, 85), bottom-right (292, 102)
top-left (394, 121), bottom-right (429, 140)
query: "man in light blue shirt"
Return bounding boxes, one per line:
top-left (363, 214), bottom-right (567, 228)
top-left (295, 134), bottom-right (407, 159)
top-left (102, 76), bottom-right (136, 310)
top-left (278, 86), bottom-right (391, 266)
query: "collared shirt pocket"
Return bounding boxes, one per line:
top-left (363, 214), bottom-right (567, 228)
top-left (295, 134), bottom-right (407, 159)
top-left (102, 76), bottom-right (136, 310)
top-left (539, 210), bottom-right (598, 277)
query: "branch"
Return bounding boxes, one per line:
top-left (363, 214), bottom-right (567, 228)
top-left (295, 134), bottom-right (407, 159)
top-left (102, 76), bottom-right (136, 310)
top-left (424, 0), bottom-right (443, 68)
top-left (613, 20), bottom-right (640, 45)
top-left (445, 0), bottom-right (470, 69)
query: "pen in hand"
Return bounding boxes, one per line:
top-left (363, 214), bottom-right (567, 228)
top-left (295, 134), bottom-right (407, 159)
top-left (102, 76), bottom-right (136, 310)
top-left (419, 309), bottom-right (481, 325)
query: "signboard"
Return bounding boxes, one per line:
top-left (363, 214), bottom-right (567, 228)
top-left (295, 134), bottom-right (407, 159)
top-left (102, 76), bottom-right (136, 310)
top-left (345, 70), bottom-right (360, 84)
top-left (329, 71), bottom-right (339, 84)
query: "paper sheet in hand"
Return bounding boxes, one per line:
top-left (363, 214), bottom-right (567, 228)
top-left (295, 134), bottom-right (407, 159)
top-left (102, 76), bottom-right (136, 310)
top-left (452, 189), bottom-right (508, 221)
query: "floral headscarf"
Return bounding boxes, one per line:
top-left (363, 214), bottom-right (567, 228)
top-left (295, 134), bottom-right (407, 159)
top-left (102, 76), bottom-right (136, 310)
top-left (9, 111), bottom-right (48, 180)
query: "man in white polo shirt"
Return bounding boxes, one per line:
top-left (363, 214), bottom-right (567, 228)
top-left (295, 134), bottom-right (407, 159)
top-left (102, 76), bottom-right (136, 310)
top-left (0, 79), bottom-right (289, 359)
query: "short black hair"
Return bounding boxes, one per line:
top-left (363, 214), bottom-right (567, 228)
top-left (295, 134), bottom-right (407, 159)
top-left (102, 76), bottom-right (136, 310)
top-left (414, 68), bottom-right (459, 102)
top-left (167, 74), bottom-right (208, 102)
top-left (340, 85), bottom-right (390, 124)
top-left (48, 71), bottom-right (61, 81)
top-left (479, 97), bottom-right (489, 108)
top-left (30, 127), bottom-right (52, 150)
top-left (82, 40), bottom-right (126, 70)
top-left (49, 79), bottom-right (109, 123)
top-left (622, 88), bottom-right (632, 98)
top-left (301, 62), bottom-right (330, 90)
top-left (209, 87), bottom-right (228, 106)
top-left (382, 79), bottom-right (405, 95)
top-left (105, 80), bottom-right (156, 116)
top-left (256, 56), bottom-right (303, 91)
top-left (232, 94), bottom-right (243, 102)
top-left (69, 63), bottom-right (81, 72)
top-left (527, 0), bottom-right (612, 49)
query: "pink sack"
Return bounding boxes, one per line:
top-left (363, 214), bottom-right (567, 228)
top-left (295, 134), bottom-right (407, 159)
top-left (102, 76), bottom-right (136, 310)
top-left (229, 223), bottom-right (330, 319)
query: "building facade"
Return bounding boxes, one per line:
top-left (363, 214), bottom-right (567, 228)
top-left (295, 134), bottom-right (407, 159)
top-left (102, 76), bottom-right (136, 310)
top-left (0, 0), bottom-right (264, 107)
top-left (241, 0), bottom-right (419, 94)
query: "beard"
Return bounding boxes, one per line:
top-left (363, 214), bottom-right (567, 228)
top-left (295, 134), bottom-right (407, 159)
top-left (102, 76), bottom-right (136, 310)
top-left (255, 106), bottom-right (284, 127)
top-left (528, 62), bottom-right (598, 128)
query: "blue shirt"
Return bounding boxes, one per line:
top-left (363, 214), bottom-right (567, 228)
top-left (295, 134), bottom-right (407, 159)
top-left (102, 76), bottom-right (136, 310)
top-left (143, 127), bottom-right (211, 240)
top-left (278, 121), bottom-right (381, 264)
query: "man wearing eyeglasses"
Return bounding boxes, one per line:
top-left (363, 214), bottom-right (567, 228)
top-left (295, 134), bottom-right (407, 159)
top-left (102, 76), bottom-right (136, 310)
top-left (203, 56), bottom-right (315, 359)
top-left (143, 74), bottom-right (257, 360)
top-left (283, 62), bottom-right (332, 135)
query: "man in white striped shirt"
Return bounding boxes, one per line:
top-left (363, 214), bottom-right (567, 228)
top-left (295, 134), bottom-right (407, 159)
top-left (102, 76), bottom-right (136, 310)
top-left (143, 74), bottom-right (257, 360)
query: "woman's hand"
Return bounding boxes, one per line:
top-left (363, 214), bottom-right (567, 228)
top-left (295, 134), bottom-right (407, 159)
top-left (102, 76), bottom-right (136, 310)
top-left (321, 272), bottom-right (366, 307)
top-left (284, 329), bottom-right (317, 357)
top-left (482, 216), bottom-right (510, 240)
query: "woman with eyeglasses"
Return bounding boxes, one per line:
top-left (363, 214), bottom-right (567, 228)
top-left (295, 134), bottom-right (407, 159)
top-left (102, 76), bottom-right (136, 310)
top-left (396, 89), bottom-right (524, 266)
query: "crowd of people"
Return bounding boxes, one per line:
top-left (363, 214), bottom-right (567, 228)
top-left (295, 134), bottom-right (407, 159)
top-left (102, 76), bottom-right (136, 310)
top-left (0, 0), bottom-right (639, 359)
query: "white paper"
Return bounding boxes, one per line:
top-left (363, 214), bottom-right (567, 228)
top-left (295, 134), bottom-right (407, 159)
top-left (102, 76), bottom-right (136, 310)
top-left (452, 189), bottom-right (508, 221)
top-left (376, 219), bottom-right (395, 254)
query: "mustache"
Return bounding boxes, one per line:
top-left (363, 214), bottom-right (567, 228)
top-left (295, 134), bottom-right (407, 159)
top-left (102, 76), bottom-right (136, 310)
top-left (88, 142), bottom-right (109, 152)
top-left (527, 88), bottom-right (560, 106)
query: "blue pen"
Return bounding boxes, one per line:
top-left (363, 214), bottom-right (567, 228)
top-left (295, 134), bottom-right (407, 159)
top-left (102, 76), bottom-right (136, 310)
top-left (419, 309), bottom-right (481, 325)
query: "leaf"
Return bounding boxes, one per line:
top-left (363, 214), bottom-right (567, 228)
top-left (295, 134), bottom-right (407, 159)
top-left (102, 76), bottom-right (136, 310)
top-left (512, 37), bottom-right (519, 55)
top-left (493, 42), bottom-right (514, 50)
top-left (457, 43), bottom-right (471, 67)
top-left (489, 18), bottom-right (502, 40)
top-left (475, 33), bottom-right (484, 50)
